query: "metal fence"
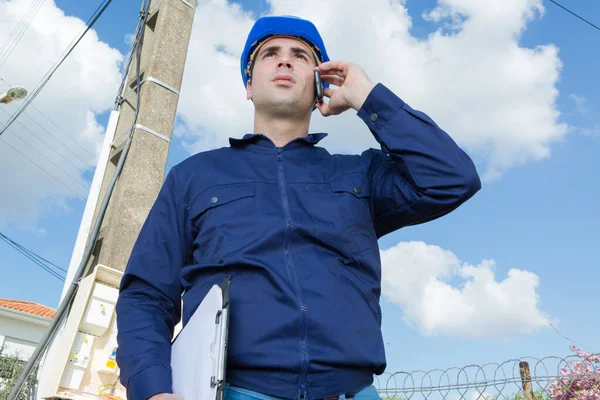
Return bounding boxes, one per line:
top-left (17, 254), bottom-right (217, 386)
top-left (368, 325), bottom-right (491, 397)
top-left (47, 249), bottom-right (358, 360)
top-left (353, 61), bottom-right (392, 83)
top-left (4, 351), bottom-right (599, 400)
top-left (374, 353), bottom-right (600, 400)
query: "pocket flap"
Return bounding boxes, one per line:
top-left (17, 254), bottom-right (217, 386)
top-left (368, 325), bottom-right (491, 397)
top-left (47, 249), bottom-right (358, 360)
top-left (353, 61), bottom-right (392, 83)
top-left (188, 182), bottom-right (256, 218)
top-left (330, 173), bottom-right (370, 198)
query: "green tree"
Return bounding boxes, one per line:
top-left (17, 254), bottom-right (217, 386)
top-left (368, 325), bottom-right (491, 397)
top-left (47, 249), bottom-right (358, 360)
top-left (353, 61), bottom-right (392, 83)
top-left (0, 346), bottom-right (37, 400)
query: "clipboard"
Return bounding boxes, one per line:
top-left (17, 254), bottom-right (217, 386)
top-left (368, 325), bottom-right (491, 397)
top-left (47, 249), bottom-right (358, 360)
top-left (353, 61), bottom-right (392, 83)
top-left (171, 276), bottom-right (231, 400)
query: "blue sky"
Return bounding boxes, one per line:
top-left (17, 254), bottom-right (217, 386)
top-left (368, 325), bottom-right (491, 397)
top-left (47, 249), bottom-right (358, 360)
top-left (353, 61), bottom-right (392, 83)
top-left (0, 0), bottom-right (598, 376)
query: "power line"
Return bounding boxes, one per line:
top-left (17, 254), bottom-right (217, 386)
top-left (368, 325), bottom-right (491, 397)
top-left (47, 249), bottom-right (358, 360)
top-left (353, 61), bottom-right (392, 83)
top-left (17, 111), bottom-right (97, 177)
top-left (0, 0), bottom-right (47, 70)
top-left (28, 107), bottom-right (97, 159)
top-left (0, 232), bottom-right (67, 274)
top-left (2, 130), bottom-right (90, 192)
top-left (547, 0), bottom-right (600, 33)
top-left (0, 136), bottom-right (86, 199)
top-left (23, 107), bottom-right (97, 160)
top-left (0, 0), bottom-right (46, 61)
top-left (0, 0), bottom-right (115, 137)
top-left (549, 322), bottom-right (596, 354)
top-left (0, 76), bottom-right (96, 159)
top-left (0, 232), bottom-right (65, 282)
top-left (0, 107), bottom-right (95, 180)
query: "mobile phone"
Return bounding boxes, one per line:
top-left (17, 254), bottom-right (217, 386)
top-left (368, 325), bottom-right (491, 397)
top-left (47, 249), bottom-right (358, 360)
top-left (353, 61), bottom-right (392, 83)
top-left (314, 69), bottom-right (323, 101)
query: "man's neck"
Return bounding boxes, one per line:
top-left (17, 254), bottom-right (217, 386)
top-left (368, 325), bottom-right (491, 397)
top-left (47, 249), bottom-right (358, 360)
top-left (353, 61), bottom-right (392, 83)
top-left (253, 110), bottom-right (311, 147)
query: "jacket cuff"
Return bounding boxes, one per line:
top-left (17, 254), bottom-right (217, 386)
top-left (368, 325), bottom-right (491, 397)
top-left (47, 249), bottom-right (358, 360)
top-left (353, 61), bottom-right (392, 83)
top-left (357, 83), bottom-right (406, 136)
top-left (126, 364), bottom-right (173, 400)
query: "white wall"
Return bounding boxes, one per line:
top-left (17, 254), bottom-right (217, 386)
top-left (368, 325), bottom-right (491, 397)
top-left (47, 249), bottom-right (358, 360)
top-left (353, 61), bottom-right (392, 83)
top-left (0, 308), bottom-right (50, 361)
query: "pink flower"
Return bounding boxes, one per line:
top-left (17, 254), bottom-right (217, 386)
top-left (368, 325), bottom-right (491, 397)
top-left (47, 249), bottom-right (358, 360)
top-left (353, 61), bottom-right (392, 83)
top-left (547, 347), bottom-right (600, 400)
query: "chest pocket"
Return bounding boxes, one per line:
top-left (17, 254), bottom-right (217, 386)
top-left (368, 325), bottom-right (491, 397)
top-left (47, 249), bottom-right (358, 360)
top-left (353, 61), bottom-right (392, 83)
top-left (186, 182), bottom-right (257, 263)
top-left (307, 172), bottom-right (377, 255)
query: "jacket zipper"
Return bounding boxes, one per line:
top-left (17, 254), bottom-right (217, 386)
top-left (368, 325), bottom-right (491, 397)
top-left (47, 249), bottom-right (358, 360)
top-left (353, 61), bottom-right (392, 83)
top-left (275, 146), bottom-right (309, 399)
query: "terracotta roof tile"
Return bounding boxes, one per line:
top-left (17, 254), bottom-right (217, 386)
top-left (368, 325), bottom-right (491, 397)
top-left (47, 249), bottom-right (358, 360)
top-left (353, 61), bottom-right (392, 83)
top-left (0, 298), bottom-right (56, 319)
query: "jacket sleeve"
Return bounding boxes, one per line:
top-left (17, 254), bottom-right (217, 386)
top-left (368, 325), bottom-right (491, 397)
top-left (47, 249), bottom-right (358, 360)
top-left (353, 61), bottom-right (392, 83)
top-left (358, 83), bottom-right (482, 238)
top-left (115, 167), bottom-right (185, 400)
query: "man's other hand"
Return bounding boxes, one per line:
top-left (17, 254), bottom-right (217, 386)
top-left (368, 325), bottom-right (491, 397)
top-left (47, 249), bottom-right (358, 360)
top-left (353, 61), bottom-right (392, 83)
top-left (315, 60), bottom-right (376, 116)
top-left (148, 393), bottom-right (184, 400)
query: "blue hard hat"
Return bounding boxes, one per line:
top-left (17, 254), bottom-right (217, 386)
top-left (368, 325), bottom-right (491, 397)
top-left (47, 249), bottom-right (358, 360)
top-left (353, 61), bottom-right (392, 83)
top-left (240, 15), bottom-right (330, 88)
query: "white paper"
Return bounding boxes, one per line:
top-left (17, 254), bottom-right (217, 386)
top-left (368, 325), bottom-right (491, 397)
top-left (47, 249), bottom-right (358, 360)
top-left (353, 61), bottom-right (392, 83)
top-left (172, 284), bottom-right (223, 400)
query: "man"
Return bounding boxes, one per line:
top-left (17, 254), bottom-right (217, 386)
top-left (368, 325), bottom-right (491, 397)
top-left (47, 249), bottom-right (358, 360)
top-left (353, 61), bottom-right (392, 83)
top-left (115, 15), bottom-right (481, 400)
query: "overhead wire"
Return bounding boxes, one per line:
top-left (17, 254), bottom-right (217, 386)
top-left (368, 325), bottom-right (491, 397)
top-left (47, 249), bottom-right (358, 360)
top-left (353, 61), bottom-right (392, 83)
top-left (1, 127), bottom-right (90, 192)
top-left (0, 0), bottom-right (48, 70)
top-left (0, 107), bottom-right (95, 182)
top-left (0, 0), bottom-right (46, 63)
top-left (0, 135), bottom-right (87, 200)
top-left (549, 322), bottom-right (597, 354)
top-left (7, 246), bottom-right (64, 281)
top-left (14, 111), bottom-right (97, 178)
top-left (547, 0), bottom-right (600, 33)
top-left (0, 232), bottom-right (68, 274)
top-left (0, 232), bottom-right (65, 282)
top-left (0, 0), bottom-right (114, 138)
top-left (28, 105), bottom-right (97, 159)
top-left (0, 76), bottom-right (96, 159)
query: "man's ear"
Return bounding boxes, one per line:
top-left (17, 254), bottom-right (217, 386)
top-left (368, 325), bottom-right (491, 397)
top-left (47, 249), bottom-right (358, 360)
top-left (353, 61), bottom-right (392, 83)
top-left (246, 79), bottom-right (252, 100)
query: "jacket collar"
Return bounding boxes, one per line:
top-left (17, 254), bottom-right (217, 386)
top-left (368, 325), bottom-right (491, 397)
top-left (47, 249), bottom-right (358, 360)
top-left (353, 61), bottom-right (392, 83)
top-left (229, 133), bottom-right (328, 150)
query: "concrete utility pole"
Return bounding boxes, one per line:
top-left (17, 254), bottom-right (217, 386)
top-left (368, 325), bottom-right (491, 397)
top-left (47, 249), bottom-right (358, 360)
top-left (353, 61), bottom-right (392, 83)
top-left (27, 0), bottom-right (197, 398)
top-left (89, 0), bottom-right (196, 273)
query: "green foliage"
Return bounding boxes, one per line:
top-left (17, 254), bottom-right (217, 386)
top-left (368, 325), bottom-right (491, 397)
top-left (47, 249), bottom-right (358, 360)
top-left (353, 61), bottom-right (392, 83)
top-left (512, 389), bottom-right (549, 400)
top-left (380, 395), bottom-right (410, 400)
top-left (0, 346), bottom-right (36, 400)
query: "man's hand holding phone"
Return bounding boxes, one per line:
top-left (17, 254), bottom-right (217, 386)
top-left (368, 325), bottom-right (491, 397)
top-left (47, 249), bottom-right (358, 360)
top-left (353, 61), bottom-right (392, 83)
top-left (314, 61), bottom-right (376, 117)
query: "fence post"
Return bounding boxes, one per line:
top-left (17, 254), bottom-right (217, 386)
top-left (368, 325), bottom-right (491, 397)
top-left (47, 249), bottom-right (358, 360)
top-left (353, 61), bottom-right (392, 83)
top-left (520, 361), bottom-right (535, 400)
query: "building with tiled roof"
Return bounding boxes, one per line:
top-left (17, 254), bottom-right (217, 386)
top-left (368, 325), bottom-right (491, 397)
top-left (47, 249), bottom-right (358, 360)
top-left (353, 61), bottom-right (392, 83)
top-left (0, 298), bottom-right (56, 319)
top-left (0, 298), bottom-right (56, 361)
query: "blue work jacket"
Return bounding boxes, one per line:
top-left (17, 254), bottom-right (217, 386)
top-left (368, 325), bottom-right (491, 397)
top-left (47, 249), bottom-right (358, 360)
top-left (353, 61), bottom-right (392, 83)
top-left (115, 83), bottom-right (481, 400)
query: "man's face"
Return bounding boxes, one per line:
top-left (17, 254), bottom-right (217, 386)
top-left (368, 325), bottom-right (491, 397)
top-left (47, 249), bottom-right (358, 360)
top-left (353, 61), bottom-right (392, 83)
top-left (246, 37), bottom-right (318, 116)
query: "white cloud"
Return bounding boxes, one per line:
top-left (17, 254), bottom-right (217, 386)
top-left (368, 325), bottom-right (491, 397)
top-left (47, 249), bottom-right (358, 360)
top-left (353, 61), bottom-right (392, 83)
top-left (380, 241), bottom-right (551, 338)
top-left (569, 94), bottom-right (587, 115)
top-left (0, 0), bottom-right (573, 222)
top-left (579, 125), bottom-right (599, 137)
top-left (176, 0), bottom-right (255, 153)
top-left (124, 33), bottom-right (135, 46)
top-left (177, 0), bottom-right (568, 180)
top-left (0, 0), bottom-right (123, 224)
top-left (470, 391), bottom-right (495, 400)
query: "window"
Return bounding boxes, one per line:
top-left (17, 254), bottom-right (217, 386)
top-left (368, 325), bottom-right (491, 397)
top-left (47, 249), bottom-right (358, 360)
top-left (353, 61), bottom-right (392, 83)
top-left (1, 337), bottom-right (37, 361)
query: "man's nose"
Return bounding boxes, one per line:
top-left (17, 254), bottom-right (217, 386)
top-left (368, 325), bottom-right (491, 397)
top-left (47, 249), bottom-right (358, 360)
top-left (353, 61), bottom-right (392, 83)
top-left (277, 55), bottom-right (292, 69)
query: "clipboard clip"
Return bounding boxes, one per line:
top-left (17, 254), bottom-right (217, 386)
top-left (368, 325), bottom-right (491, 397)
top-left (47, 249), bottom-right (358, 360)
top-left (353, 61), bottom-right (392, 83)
top-left (210, 307), bottom-right (228, 400)
top-left (210, 308), bottom-right (227, 385)
top-left (210, 276), bottom-right (231, 398)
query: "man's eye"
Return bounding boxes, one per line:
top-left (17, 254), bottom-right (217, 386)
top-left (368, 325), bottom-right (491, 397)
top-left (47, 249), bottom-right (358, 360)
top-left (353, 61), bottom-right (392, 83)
top-left (295, 54), bottom-right (307, 60)
top-left (264, 52), bottom-right (276, 58)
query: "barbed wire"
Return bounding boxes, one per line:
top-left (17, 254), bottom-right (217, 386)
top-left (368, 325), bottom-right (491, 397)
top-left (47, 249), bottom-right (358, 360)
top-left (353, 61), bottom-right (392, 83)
top-left (374, 354), bottom-right (600, 400)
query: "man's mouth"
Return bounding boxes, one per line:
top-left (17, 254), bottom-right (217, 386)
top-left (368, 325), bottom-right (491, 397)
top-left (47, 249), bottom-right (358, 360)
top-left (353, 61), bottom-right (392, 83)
top-left (273, 74), bottom-right (296, 84)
